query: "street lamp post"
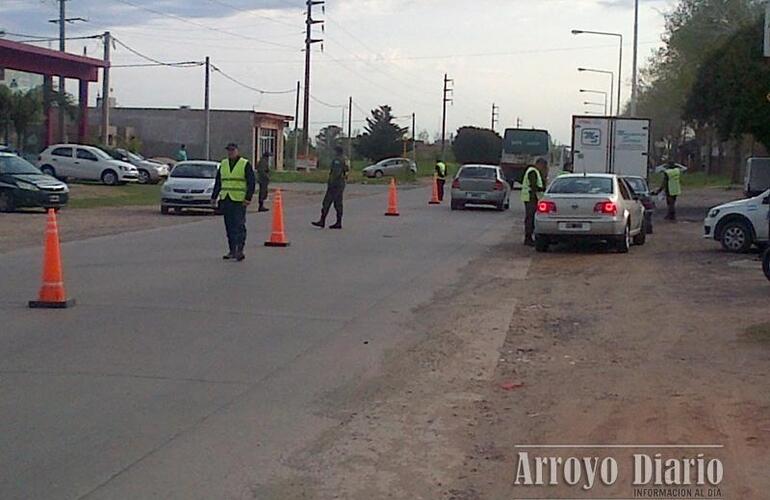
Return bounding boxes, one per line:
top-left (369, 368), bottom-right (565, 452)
top-left (579, 89), bottom-right (609, 116)
top-left (572, 29), bottom-right (623, 116)
top-left (631, 0), bottom-right (639, 116)
top-left (584, 101), bottom-right (607, 115)
top-left (578, 68), bottom-right (615, 115)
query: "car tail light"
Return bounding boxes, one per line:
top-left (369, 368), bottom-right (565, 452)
top-left (537, 200), bottom-right (557, 214)
top-left (451, 179), bottom-right (460, 189)
top-left (594, 201), bottom-right (617, 216)
top-left (641, 199), bottom-right (655, 209)
top-left (494, 180), bottom-right (505, 191)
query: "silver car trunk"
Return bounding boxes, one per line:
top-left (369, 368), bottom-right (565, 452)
top-left (544, 194), bottom-right (611, 220)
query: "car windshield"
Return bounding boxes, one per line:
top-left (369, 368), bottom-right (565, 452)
top-left (459, 167), bottom-right (496, 179)
top-left (127, 151), bottom-right (145, 161)
top-left (549, 176), bottom-right (614, 195)
top-left (171, 163), bottom-right (217, 179)
top-left (0, 155), bottom-right (43, 175)
top-left (624, 177), bottom-right (648, 194)
top-left (89, 148), bottom-right (112, 160)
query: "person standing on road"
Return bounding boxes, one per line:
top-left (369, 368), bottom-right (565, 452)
top-left (521, 158), bottom-right (546, 246)
top-left (256, 151), bottom-right (271, 213)
top-left (435, 160), bottom-right (447, 201)
top-left (211, 143), bottom-right (256, 261)
top-left (312, 146), bottom-right (350, 230)
top-left (654, 159), bottom-right (683, 221)
top-left (175, 144), bottom-right (188, 162)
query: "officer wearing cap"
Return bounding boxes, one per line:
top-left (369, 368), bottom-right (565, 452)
top-left (211, 143), bottom-right (256, 261)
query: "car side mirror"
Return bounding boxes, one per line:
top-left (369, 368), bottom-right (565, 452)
top-left (763, 196), bottom-right (769, 205)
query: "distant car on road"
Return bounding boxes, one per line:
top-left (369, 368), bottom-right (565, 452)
top-left (38, 144), bottom-right (138, 185)
top-left (623, 176), bottom-right (655, 234)
top-left (0, 152), bottom-right (69, 212)
top-left (160, 161), bottom-right (219, 214)
top-left (102, 147), bottom-right (169, 184)
top-left (362, 158), bottom-right (417, 178)
top-left (450, 164), bottom-right (511, 211)
top-left (703, 189), bottom-right (769, 252)
top-left (534, 173), bottom-right (646, 253)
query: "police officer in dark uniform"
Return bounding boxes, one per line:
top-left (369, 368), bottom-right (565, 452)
top-left (312, 146), bottom-right (350, 229)
top-left (211, 143), bottom-right (256, 261)
top-left (256, 151), bottom-right (271, 212)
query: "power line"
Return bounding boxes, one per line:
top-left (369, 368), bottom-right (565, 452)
top-left (310, 95), bottom-right (345, 108)
top-left (209, 64), bottom-right (296, 95)
top-left (202, 0), bottom-right (302, 29)
top-left (112, 37), bottom-right (204, 67)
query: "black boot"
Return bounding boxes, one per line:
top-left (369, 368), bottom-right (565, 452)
top-left (223, 243), bottom-right (235, 260)
top-left (329, 218), bottom-right (342, 229)
top-left (312, 213), bottom-right (326, 228)
top-left (258, 204), bottom-right (269, 212)
top-left (235, 244), bottom-right (245, 262)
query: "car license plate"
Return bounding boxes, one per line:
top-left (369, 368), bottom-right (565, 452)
top-left (559, 222), bottom-right (590, 231)
top-left (182, 195), bottom-right (193, 200)
top-left (468, 192), bottom-right (483, 198)
top-left (48, 195), bottom-right (60, 202)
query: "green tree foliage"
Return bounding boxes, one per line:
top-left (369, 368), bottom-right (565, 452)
top-left (315, 125), bottom-right (343, 168)
top-left (9, 88), bottom-right (43, 151)
top-left (451, 126), bottom-right (502, 165)
top-left (355, 105), bottom-right (408, 162)
top-left (685, 19), bottom-right (770, 148)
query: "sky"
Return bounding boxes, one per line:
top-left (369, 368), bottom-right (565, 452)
top-left (1, 0), bottom-right (673, 144)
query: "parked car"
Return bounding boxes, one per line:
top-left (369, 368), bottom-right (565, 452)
top-left (703, 189), bottom-right (769, 252)
top-left (450, 164), bottom-right (510, 211)
top-left (0, 145), bottom-right (19, 155)
top-left (534, 173), bottom-right (646, 253)
top-left (160, 161), bottom-right (219, 214)
top-left (102, 147), bottom-right (169, 184)
top-left (623, 175), bottom-right (655, 234)
top-left (38, 144), bottom-right (138, 185)
top-left (362, 158), bottom-right (417, 178)
top-left (0, 152), bottom-right (69, 212)
top-left (744, 157), bottom-right (770, 198)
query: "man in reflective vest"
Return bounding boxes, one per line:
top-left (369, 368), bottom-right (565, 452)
top-left (654, 159), bottom-right (683, 221)
top-left (435, 160), bottom-right (447, 201)
top-left (211, 143), bottom-right (256, 261)
top-left (521, 158), bottom-right (546, 246)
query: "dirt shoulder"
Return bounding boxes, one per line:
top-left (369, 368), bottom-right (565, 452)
top-left (253, 187), bottom-right (768, 499)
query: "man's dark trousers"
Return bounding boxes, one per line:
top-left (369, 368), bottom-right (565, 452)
top-left (665, 195), bottom-right (677, 220)
top-left (524, 201), bottom-right (537, 242)
top-left (321, 185), bottom-right (344, 223)
top-left (258, 180), bottom-right (269, 208)
top-left (221, 198), bottom-right (247, 253)
top-left (437, 179), bottom-right (446, 201)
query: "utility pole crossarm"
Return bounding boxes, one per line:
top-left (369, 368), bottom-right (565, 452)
top-left (302, 0), bottom-right (325, 157)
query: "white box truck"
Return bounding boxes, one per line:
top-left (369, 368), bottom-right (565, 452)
top-left (571, 116), bottom-right (651, 178)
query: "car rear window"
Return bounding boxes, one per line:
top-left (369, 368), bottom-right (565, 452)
top-left (171, 163), bottom-right (217, 178)
top-left (549, 177), bottom-right (614, 195)
top-left (624, 177), bottom-right (648, 194)
top-left (459, 167), bottom-right (496, 179)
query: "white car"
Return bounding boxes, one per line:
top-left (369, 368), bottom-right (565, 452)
top-left (38, 144), bottom-right (138, 185)
top-left (160, 161), bottom-right (219, 214)
top-left (362, 158), bottom-right (417, 178)
top-left (703, 189), bottom-right (770, 252)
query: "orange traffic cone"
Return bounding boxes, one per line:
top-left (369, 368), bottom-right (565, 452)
top-left (265, 189), bottom-right (290, 247)
top-left (429, 175), bottom-right (441, 205)
top-left (385, 177), bottom-right (400, 217)
top-left (29, 209), bottom-right (75, 308)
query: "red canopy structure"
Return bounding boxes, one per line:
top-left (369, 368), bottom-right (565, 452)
top-left (0, 38), bottom-right (106, 146)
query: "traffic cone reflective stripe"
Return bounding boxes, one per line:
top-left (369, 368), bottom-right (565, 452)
top-left (429, 175), bottom-right (441, 205)
top-left (29, 209), bottom-right (75, 308)
top-left (265, 189), bottom-right (290, 247)
top-left (385, 177), bottom-right (400, 216)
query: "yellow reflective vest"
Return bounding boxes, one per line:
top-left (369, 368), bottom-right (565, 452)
top-left (436, 162), bottom-right (447, 179)
top-left (219, 157), bottom-right (248, 202)
top-left (666, 167), bottom-right (682, 197)
top-left (521, 166), bottom-right (544, 202)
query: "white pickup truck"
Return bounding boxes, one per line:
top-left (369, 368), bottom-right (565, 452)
top-left (703, 189), bottom-right (770, 252)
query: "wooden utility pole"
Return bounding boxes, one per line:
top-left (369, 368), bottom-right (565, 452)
top-left (293, 80), bottom-right (300, 169)
top-left (347, 96), bottom-right (353, 160)
top-left (204, 56), bottom-right (211, 160)
top-left (100, 31), bottom-right (111, 145)
top-left (302, 0), bottom-right (324, 156)
top-left (50, 0), bottom-right (85, 142)
top-left (491, 103), bottom-right (499, 131)
top-left (441, 74), bottom-right (453, 161)
top-left (412, 113), bottom-right (417, 164)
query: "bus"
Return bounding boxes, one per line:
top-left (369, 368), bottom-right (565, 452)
top-left (500, 128), bottom-right (552, 186)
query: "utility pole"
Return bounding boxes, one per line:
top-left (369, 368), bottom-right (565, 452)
top-left (491, 103), bottom-right (499, 131)
top-left (441, 73), bottom-right (453, 161)
top-left (204, 56), bottom-right (211, 160)
top-left (302, 0), bottom-right (324, 157)
top-left (100, 31), bottom-right (111, 145)
top-left (516, 117), bottom-right (523, 128)
top-left (411, 112), bottom-right (416, 165)
top-left (293, 80), bottom-right (300, 169)
top-left (630, 0), bottom-right (639, 116)
top-left (50, 0), bottom-right (85, 142)
top-left (347, 96), bottom-right (353, 160)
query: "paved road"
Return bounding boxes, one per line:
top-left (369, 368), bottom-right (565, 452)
top-left (0, 184), bottom-right (522, 499)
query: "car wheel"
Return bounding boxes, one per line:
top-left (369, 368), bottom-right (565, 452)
top-left (374, 170), bottom-right (384, 178)
top-left (137, 170), bottom-right (151, 184)
top-left (0, 190), bottom-right (16, 213)
top-left (633, 221), bottom-right (647, 246)
top-left (101, 170), bottom-right (119, 186)
top-left (616, 224), bottom-right (631, 253)
top-left (535, 235), bottom-right (550, 252)
top-left (763, 248), bottom-right (770, 281)
top-left (161, 205), bottom-right (170, 215)
top-left (40, 165), bottom-right (56, 178)
top-left (495, 200), bottom-right (505, 211)
top-left (720, 220), bottom-right (752, 253)
top-left (450, 200), bottom-right (459, 210)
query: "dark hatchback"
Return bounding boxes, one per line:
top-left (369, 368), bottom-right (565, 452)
top-left (0, 153), bottom-right (69, 212)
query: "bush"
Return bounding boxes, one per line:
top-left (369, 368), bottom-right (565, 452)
top-left (452, 127), bottom-right (502, 165)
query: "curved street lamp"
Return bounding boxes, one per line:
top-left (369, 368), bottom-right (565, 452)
top-left (572, 29), bottom-right (623, 116)
top-left (580, 89), bottom-right (608, 116)
top-left (578, 68), bottom-right (615, 115)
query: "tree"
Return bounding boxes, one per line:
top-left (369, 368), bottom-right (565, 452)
top-left (0, 85), bottom-right (12, 144)
top-left (316, 125), bottom-right (343, 168)
top-left (9, 88), bottom-right (43, 151)
top-left (451, 127), bottom-right (502, 165)
top-left (355, 105), bottom-right (408, 162)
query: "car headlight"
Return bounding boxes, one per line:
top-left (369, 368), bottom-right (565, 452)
top-left (205, 187), bottom-right (214, 194)
top-left (18, 182), bottom-right (39, 191)
top-left (709, 209), bottom-right (720, 218)
top-left (163, 184), bottom-right (173, 193)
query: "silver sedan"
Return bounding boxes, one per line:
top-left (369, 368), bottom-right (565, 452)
top-left (450, 164), bottom-right (511, 211)
top-left (534, 173), bottom-right (646, 253)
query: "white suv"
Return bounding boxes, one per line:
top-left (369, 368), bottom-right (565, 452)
top-left (38, 144), bottom-right (139, 185)
top-left (703, 189), bottom-right (770, 252)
